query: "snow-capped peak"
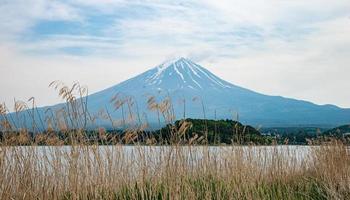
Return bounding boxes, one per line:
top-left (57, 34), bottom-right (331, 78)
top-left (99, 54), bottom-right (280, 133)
top-left (145, 58), bottom-right (233, 90)
top-left (157, 57), bottom-right (187, 69)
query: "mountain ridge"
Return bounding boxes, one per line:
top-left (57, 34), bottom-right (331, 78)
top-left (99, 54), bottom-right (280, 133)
top-left (3, 58), bottom-right (350, 130)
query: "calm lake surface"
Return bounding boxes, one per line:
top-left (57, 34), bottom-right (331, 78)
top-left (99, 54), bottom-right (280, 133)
top-left (3, 145), bottom-right (317, 166)
top-left (5, 145), bottom-right (340, 178)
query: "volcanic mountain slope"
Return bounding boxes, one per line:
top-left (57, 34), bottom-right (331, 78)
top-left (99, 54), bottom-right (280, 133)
top-left (4, 58), bottom-right (350, 130)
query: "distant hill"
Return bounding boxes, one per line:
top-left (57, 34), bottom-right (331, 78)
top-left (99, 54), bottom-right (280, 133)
top-left (158, 119), bottom-right (272, 145)
top-left (323, 124), bottom-right (350, 136)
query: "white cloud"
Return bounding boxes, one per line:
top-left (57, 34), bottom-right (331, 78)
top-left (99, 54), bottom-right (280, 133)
top-left (0, 0), bottom-right (81, 40)
top-left (0, 0), bottom-right (350, 109)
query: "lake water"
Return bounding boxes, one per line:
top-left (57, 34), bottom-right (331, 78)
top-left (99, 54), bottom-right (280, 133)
top-left (2, 145), bottom-right (317, 170)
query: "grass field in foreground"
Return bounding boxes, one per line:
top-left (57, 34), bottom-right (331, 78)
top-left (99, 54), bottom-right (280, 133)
top-left (0, 82), bottom-right (349, 199)
top-left (0, 142), bottom-right (349, 199)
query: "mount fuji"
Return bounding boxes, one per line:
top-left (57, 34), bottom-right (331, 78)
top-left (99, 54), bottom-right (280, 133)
top-left (4, 58), bottom-right (350, 129)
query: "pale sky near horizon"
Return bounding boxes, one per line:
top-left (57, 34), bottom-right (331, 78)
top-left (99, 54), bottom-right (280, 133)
top-left (1, 0), bottom-right (350, 110)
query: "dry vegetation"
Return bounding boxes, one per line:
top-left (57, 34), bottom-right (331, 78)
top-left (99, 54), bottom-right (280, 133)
top-left (0, 81), bottom-right (349, 199)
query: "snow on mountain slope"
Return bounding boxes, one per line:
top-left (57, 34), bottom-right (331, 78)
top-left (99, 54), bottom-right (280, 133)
top-left (144, 57), bottom-right (233, 90)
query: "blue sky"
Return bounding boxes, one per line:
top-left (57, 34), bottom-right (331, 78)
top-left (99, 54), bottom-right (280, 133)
top-left (1, 0), bottom-right (350, 109)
